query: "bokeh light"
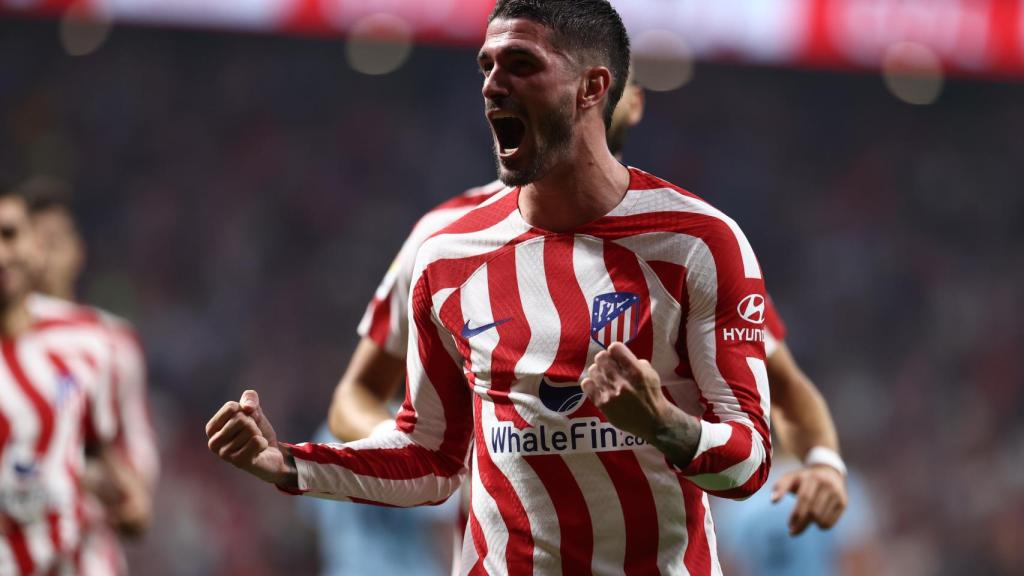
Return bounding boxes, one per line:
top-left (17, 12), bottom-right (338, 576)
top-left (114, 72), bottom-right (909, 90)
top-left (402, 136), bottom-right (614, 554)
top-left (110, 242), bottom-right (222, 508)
top-left (882, 41), bottom-right (944, 106)
top-left (59, 1), bottom-right (113, 57)
top-left (345, 13), bottom-right (414, 76)
top-left (631, 29), bottom-right (695, 92)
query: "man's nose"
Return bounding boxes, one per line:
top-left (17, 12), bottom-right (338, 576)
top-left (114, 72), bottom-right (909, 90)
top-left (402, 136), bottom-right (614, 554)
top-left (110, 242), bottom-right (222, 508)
top-left (482, 66), bottom-right (509, 101)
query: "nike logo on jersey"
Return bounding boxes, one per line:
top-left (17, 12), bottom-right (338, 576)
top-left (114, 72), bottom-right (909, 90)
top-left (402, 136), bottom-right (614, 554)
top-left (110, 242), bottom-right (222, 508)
top-left (461, 318), bottom-right (512, 339)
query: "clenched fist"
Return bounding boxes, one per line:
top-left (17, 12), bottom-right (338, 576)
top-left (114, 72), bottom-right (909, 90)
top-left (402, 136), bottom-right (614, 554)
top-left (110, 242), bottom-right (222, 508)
top-left (205, 390), bottom-right (296, 488)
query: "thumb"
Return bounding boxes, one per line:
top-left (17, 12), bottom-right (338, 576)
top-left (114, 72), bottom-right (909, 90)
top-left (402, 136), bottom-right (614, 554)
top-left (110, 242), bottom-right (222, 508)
top-left (240, 390), bottom-right (260, 414)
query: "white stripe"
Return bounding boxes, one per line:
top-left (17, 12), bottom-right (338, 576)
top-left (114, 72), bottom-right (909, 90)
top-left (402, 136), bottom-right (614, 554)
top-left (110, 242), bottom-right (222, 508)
top-left (704, 493), bottom-right (724, 576)
top-left (460, 264), bottom-right (498, 386)
top-left (469, 440), bottom-right (509, 576)
top-left (746, 357), bottom-right (771, 428)
top-left (0, 538), bottom-right (15, 575)
top-left (513, 238), bottom-right (560, 381)
top-left (24, 518), bottom-right (55, 573)
top-left (615, 186), bottom-right (762, 279)
top-left (764, 329), bottom-right (780, 357)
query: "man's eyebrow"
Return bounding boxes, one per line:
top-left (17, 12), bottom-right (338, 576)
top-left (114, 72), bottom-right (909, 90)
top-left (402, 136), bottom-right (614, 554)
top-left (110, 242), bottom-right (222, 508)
top-left (478, 45), bottom-right (542, 63)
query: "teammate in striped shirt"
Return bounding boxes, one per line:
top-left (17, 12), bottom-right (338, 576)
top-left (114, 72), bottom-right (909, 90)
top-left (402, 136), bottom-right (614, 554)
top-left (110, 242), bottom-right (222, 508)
top-left (0, 186), bottom-right (123, 574)
top-left (25, 178), bottom-right (158, 575)
top-left (208, 1), bottom-right (773, 573)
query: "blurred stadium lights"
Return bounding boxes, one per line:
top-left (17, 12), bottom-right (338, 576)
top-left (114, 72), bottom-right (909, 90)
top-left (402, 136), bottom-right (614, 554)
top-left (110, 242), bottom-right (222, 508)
top-left (3, 0), bottom-right (1024, 80)
top-left (632, 29), bottom-right (695, 92)
top-left (345, 13), bottom-right (413, 76)
top-left (882, 41), bottom-right (945, 105)
top-left (59, 0), bottom-right (113, 57)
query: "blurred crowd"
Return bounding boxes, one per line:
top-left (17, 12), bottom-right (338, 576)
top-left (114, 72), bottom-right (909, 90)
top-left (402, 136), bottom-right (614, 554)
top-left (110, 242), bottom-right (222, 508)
top-left (1, 18), bottom-right (1022, 576)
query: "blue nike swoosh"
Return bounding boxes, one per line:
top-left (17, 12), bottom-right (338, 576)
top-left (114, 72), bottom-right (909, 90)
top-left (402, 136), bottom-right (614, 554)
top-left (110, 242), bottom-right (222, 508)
top-left (461, 318), bottom-right (512, 339)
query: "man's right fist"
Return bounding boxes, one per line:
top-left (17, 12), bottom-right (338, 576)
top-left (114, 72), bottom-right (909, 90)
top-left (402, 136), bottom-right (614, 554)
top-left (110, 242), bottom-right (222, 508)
top-left (205, 390), bottom-right (295, 486)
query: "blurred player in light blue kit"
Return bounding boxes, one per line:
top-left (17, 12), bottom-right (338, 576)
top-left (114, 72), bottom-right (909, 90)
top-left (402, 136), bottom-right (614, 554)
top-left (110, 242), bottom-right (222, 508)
top-left (713, 458), bottom-right (878, 576)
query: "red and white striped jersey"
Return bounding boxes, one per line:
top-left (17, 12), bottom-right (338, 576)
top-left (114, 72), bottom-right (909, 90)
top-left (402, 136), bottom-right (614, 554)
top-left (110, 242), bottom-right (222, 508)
top-left (360, 180), bottom-right (787, 361)
top-left (291, 168), bottom-right (773, 575)
top-left (0, 296), bottom-right (119, 575)
top-left (78, 308), bottom-right (157, 576)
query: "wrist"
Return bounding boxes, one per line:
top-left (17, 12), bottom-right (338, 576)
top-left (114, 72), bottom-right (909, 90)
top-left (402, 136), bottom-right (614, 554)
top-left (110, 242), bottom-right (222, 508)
top-left (804, 446), bottom-right (847, 477)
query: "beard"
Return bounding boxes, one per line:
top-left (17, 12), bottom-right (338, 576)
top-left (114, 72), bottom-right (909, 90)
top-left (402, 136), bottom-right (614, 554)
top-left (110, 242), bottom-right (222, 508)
top-left (495, 94), bottom-right (574, 187)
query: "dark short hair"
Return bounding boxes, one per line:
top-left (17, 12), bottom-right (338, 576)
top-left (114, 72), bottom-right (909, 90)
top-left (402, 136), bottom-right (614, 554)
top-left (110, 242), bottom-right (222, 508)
top-left (14, 176), bottom-right (73, 215)
top-left (490, 0), bottom-right (631, 126)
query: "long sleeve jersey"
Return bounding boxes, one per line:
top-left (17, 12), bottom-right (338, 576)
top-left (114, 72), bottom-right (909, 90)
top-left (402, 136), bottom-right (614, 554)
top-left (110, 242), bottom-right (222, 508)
top-left (290, 168), bottom-right (772, 575)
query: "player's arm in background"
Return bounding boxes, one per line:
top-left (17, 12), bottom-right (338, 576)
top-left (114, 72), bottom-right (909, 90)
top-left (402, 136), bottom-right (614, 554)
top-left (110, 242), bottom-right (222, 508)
top-left (762, 298), bottom-right (848, 535)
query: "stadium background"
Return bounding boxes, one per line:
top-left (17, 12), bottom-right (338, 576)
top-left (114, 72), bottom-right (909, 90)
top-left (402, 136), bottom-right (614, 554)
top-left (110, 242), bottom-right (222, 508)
top-left (2, 0), bottom-right (1023, 574)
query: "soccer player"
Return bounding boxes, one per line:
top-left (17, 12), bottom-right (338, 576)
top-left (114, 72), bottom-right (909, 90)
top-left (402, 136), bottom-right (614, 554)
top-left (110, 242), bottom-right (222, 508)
top-left (333, 80), bottom-right (846, 542)
top-left (0, 185), bottom-right (123, 574)
top-left (208, 1), bottom-right (771, 573)
top-left (22, 176), bottom-right (158, 575)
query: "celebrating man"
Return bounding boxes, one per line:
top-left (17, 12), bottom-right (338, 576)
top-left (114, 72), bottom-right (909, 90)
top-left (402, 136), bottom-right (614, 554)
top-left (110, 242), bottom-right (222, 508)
top-left (208, 1), bottom-right (771, 573)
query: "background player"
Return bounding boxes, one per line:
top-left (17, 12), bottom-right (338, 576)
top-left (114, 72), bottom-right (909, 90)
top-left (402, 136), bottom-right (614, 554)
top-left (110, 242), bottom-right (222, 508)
top-left (332, 79), bottom-right (847, 540)
top-left (20, 176), bottom-right (159, 575)
top-left (207, 1), bottom-right (772, 572)
top-left (0, 184), bottom-right (123, 574)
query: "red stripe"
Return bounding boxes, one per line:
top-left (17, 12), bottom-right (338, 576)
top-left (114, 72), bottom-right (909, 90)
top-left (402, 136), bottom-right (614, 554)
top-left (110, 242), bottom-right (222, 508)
top-left (485, 242), bottom-right (533, 428)
top-left (687, 422), bottom-right (755, 482)
top-left (348, 496), bottom-right (449, 508)
top-left (0, 404), bottom-right (9, 466)
top-left (523, 455), bottom-right (593, 574)
top-left (426, 188), bottom-right (519, 240)
top-left (764, 293), bottom-right (787, 342)
top-left (468, 507), bottom-right (489, 575)
top-left (596, 451), bottom-right (661, 576)
top-left (365, 294), bottom-right (394, 349)
top-left (473, 395), bottom-right (533, 576)
top-left (680, 480), bottom-right (712, 576)
top-left (400, 275), bottom-right (475, 460)
top-left (602, 240), bottom-right (654, 363)
top-left (290, 442), bottom-right (464, 480)
top-left (4, 515), bottom-right (35, 574)
top-left (47, 511), bottom-right (62, 558)
top-left (3, 341), bottom-right (55, 458)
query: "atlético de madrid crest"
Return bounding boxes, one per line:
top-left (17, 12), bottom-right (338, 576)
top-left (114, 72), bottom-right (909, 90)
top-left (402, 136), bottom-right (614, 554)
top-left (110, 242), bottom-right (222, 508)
top-left (590, 292), bottom-right (641, 349)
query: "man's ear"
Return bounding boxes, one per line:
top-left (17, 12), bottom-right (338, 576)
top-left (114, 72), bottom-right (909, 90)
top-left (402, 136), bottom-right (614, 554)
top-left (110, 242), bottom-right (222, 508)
top-left (579, 66), bottom-right (612, 113)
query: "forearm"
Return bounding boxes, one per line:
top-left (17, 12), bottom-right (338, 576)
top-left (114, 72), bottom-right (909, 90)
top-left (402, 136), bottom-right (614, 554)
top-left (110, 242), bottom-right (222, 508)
top-left (326, 338), bottom-right (405, 441)
top-left (767, 344), bottom-right (840, 459)
top-left (647, 403), bottom-right (702, 469)
top-left (328, 382), bottom-right (394, 441)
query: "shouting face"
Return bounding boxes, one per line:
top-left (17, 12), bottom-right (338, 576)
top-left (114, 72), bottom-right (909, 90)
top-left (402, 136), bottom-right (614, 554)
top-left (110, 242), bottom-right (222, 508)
top-left (478, 18), bottom-right (580, 187)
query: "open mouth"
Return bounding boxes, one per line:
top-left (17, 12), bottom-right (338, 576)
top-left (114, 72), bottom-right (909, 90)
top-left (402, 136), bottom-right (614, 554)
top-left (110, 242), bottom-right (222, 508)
top-left (491, 114), bottom-right (526, 156)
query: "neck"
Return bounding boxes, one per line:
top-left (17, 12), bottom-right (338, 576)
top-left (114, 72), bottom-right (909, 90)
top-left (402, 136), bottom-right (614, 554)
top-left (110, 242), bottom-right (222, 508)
top-left (0, 298), bottom-right (33, 338)
top-left (519, 123), bottom-right (630, 232)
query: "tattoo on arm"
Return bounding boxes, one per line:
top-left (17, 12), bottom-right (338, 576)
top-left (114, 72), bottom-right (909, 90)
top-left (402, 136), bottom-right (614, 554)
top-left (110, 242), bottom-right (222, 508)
top-left (649, 409), bottom-right (702, 469)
